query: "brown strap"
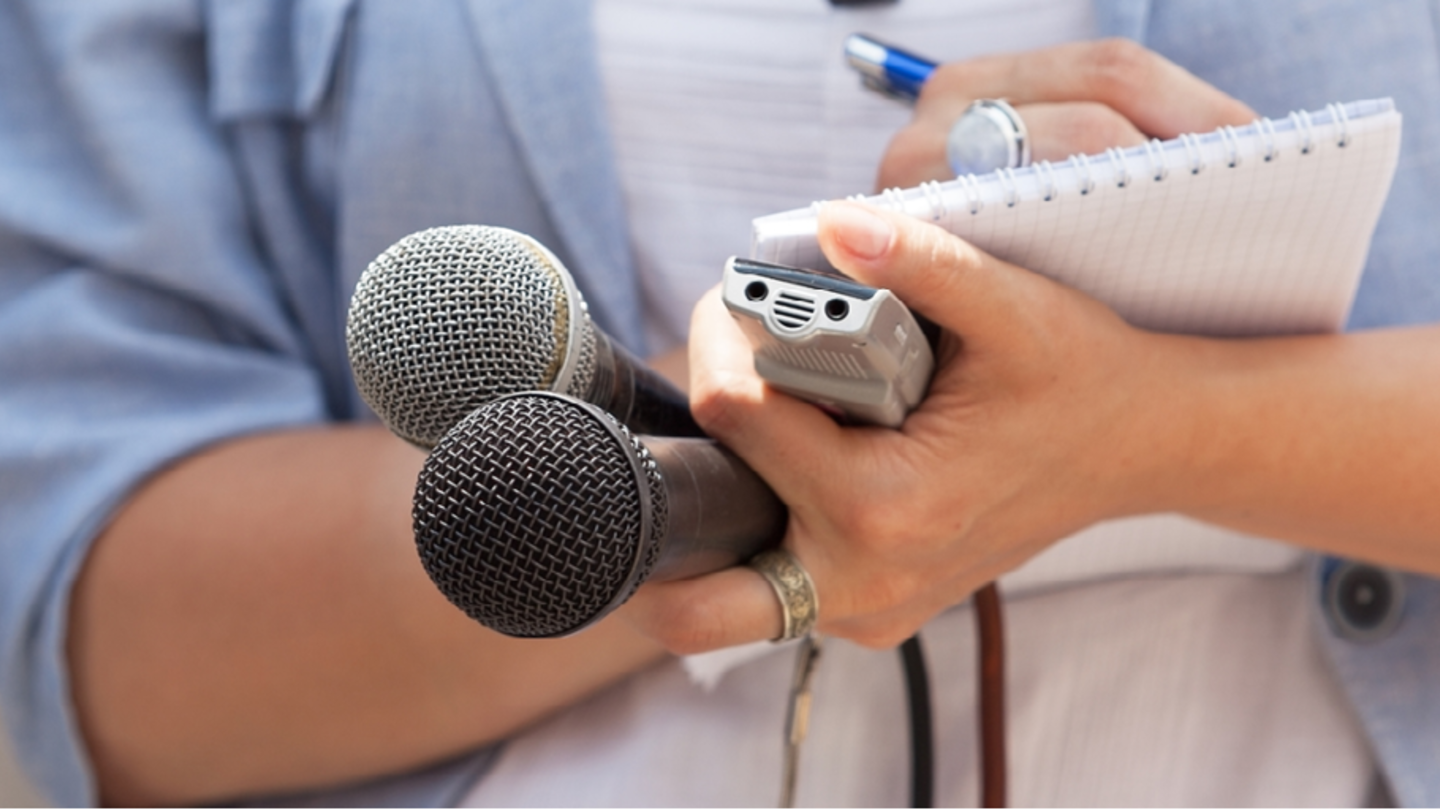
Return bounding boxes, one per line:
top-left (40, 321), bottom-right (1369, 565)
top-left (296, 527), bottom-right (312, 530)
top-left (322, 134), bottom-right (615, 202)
top-left (975, 582), bottom-right (1007, 808)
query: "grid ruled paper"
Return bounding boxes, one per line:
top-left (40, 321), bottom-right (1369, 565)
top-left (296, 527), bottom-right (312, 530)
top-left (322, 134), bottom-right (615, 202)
top-left (751, 99), bottom-right (1402, 336)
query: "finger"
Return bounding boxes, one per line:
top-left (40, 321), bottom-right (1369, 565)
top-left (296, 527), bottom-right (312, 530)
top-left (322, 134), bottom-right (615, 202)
top-left (920, 38), bottom-right (1256, 138)
top-left (815, 201), bottom-right (1039, 344)
top-left (1021, 101), bottom-right (1147, 162)
top-left (876, 100), bottom-right (1147, 189)
top-left (875, 121), bottom-right (954, 191)
top-left (687, 287), bottom-right (764, 407)
top-left (619, 561), bottom-right (786, 653)
top-left (687, 287), bottom-right (848, 504)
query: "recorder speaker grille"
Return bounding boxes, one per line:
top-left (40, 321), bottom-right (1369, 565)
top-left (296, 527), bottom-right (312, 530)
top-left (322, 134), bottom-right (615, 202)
top-left (773, 291), bottom-right (818, 330)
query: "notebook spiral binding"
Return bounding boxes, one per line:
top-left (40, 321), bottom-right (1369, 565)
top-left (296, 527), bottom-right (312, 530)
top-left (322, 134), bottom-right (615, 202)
top-left (962, 174), bottom-right (983, 214)
top-left (1074, 153), bottom-right (1095, 195)
top-left (845, 100), bottom-right (1383, 225)
top-left (1180, 133), bottom-right (1203, 175)
top-left (1259, 117), bottom-right (1281, 161)
top-left (999, 167), bottom-right (1020, 207)
top-left (1330, 102), bottom-right (1351, 147)
top-left (1104, 147), bottom-right (1130, 188)
top-left (1143, 138), bottom-right (1168, 182)
top-left (1220, 126), bottom-right (1242, 168)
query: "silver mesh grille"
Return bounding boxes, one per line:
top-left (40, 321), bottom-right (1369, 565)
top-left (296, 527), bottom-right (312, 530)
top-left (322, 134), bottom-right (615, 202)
top-left (413, 394), bottom-right (667, 638)
top-left (571, 315), bottom-right (598, 401)
top-left (346, 225), bottom-right (596, 448)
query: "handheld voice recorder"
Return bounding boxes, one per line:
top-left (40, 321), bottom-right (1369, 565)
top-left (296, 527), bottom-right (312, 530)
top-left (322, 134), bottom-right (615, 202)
top-left (721, 257), bottom-right (935, 428)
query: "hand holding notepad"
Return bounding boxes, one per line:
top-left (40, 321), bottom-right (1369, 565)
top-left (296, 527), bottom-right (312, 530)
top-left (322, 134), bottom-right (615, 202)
top-left (752, 99), bottom-right (1401, 337)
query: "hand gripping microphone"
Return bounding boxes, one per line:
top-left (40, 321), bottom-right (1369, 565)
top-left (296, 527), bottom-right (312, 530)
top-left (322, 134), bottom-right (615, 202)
top-left (413, 392), bottom-right (786, 638)
top-left (346, 225), bottom-right (702, 448)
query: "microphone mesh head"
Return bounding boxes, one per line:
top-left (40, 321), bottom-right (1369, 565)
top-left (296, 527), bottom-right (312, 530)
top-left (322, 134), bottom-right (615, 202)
top-left (413, 393), bottom-right (667, 638)
top-left (346, 225), bottom-right (597, 448)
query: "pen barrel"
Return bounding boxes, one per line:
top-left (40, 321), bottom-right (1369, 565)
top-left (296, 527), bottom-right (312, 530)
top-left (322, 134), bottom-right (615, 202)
top-left (882, 49), bottom-right (935, 100)
top-left (844, 34), bottom-right (936, 102)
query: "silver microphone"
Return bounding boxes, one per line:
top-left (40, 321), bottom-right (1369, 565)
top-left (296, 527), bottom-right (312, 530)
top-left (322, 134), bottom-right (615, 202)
top-left (413, 392), bottom-right (785, 638)
top-left (346, 225), bottom-right (701, 448)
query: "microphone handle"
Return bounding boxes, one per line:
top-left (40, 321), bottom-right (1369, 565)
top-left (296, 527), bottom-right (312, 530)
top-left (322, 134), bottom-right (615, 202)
top-left (646, 437), bottom-right (788, 581)
top-left (588, 331), bottom-right (706, 438)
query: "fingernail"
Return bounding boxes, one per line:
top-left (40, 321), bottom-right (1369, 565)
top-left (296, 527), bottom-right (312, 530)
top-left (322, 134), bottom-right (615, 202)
top-left (823, 203), bottom-right (894, 261)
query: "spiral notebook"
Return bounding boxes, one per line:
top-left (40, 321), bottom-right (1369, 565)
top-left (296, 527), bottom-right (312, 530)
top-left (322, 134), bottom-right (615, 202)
top-left (751, 98), bottom-right (1402, 336)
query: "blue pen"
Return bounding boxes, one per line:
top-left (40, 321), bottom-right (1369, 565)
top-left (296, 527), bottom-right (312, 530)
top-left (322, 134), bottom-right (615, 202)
top-left (843, 33), bottom-right (937, 103)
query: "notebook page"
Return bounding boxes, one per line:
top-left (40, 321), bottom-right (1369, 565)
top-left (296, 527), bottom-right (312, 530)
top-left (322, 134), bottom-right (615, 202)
top-left (751, 99), bottom-right (1402, 337)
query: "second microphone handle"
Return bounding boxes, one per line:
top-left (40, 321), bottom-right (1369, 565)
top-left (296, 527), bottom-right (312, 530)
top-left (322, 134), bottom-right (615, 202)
top-left (645, 437), bottom-right (788, 581)
top-left (589, 331), bottom-right (706, 438)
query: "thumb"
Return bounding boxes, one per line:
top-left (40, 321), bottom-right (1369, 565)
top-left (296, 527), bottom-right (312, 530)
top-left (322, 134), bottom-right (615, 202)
top-left (816, 201), bottom-right (1039, 342)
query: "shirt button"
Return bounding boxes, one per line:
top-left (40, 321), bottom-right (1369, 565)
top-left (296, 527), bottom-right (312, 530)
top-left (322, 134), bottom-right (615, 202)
top-left (1324, 561), bottom-right (1406, 643)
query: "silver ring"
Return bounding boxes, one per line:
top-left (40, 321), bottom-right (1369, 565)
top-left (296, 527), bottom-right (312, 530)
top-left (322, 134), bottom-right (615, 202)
top-left (749, 548), bottom-right (819, 641)
top-left (946, 99), bottom-right (1030, 177)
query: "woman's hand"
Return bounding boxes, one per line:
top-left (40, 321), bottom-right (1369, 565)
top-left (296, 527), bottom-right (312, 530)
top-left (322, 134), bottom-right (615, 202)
top-left (623, 203), bottom-right (1189, 652)
top-left (876, 38), bottom-right (1256, 190)
top-left (626, 213), bottom-right (1440, 655)
top-left (622, 39), bottom-right (1440, 656)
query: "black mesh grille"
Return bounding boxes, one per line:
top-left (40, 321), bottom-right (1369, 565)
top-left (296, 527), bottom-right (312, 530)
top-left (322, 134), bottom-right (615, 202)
top-left (413, 394), bottom-right (665, 637)
top-left (346, 225), bottom-right (596, 448)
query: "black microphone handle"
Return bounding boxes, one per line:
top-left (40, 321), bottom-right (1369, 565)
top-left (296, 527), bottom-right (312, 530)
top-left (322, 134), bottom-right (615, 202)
top-left (646, 436), bottom-right (787, 580)
top-left (586, 329), bottom-right (705, 438)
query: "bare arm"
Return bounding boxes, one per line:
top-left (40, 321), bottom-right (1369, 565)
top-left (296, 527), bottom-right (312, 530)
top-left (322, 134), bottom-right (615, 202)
top-left (1153, 324), bottom-right (1440, 570)
top-left (68, 425), bottom-right (666, 806)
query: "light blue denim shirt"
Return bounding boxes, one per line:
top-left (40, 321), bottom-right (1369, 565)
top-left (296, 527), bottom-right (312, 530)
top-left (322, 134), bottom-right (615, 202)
top-left (1, 0), bottom-right (1438, 805)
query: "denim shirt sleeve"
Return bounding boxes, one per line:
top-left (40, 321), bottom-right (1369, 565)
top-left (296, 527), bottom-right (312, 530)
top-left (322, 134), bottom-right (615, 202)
top-left (0, 2), bottom-right (335, 803)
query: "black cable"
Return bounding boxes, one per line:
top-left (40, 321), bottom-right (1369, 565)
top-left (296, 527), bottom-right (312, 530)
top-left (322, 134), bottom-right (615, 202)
top-left (899, 634), bottom-right (934, 808)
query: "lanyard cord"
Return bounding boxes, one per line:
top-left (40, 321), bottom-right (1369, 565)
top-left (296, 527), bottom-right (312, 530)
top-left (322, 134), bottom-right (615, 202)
top-left (782, 584), bottom-right (1006, 809)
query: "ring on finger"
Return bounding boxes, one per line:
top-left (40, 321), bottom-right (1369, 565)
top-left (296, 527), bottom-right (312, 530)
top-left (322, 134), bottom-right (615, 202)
top-left (748, 548), bottom-right (819, 641)
top-left (946, 98), bottom-right (1031, 176)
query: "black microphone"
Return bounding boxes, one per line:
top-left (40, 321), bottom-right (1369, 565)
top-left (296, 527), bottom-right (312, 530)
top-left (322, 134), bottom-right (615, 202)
top-left (413, 392), bottom-right (786, 638)
top-left (346, 225), bottom-right (702, 448)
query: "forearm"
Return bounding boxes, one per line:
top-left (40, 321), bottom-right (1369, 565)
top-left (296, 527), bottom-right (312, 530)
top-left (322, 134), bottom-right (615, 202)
top-left (68, 425), bottom-right (666, 806)
top-left (1150, 324), bottom-right (1440, 572)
